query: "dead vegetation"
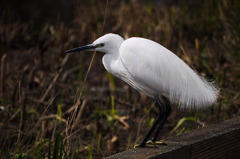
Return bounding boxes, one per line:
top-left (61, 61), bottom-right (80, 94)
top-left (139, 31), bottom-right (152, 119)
top-left (0, 0), bottom-right (240, 158)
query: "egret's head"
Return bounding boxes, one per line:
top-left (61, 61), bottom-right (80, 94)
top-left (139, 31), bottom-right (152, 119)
top-left (65, 33), bottom-right (124, 54)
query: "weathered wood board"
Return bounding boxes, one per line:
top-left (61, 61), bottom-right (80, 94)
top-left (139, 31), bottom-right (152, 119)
top-left (107, 117), bottom-right (240, 159)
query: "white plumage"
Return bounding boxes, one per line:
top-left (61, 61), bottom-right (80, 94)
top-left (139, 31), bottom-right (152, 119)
top-left (95, 33), bottom-right (218, 109)
top-left (65, 33), bottom-right (219, 147)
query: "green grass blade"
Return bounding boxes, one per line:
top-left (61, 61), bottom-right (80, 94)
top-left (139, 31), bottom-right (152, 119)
top-left (171, 117), bottom-right (197, 134)
top-left (107, 72), bottom-right (116, 92)
top-left (31, 139), bottom-right (50, 157)
top-left (14, 154), bottom-right (23, 159)
top-left (53, 134), bottom-right (62, 159)
top-left (48, 140), bottom-right (52, 159)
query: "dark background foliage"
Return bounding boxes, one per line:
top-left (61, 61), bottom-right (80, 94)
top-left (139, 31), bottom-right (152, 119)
top-left (0, 0), bottom-right (239, 158)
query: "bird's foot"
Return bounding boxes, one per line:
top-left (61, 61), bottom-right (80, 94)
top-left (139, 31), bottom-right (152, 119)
top-left (146, 140), bottom-right (167, 146)
top-left (134, 143), bottom-right (155, 148)
top-left (133, 144), bottom-right (141, 148)
top-left (134, 140), bottom-right (166, 148)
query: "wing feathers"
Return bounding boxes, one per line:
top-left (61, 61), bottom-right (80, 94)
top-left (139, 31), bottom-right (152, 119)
top-left (119, 37), bottom-right (218, 109)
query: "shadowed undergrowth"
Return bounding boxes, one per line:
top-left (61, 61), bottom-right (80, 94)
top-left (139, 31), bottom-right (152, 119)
top-left (0, 0), bottom-right (239, 158)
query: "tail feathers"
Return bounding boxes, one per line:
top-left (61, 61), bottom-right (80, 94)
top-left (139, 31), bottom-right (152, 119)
top-left (170, 76), bottom-right (219, 109)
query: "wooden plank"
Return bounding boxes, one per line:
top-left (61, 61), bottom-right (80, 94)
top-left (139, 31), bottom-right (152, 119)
top-left (107, 117), bottom-right (240, 159)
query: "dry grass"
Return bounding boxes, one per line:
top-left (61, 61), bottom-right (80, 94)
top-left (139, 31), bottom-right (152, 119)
top-left (0, 0), bottom-right (240, 158)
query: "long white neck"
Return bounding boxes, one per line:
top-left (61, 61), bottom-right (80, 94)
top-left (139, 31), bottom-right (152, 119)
top-left (94, 33), bottom-right (124, 75)
top-left (102, 51), bottom-right (120, 76)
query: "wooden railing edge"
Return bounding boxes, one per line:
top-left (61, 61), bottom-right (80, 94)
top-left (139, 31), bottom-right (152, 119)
top-left (107, 117), bottom-right (240, 159)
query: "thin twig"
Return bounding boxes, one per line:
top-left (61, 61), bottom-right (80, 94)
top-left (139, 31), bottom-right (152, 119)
top-left (71, 99), bottom-right (87, 129)
top-left (67, 52), bottom-right (96, 133)
top-left (66, 0), bottom-right (109, 147)
top-left (39, 54), bottom-right (70, 102)
top-left (136, 103), bottom-right (155, 144)
top-left (19, 95), bottom-right (57, 146)
top-left (1, 53), bottom-right (7, 96)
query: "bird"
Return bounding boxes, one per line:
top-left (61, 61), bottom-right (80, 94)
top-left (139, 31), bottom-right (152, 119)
top-left (65, 33), bottom-right (219, 147)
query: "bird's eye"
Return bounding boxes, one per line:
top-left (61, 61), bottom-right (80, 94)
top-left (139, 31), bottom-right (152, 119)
top-left (95, 43), bottom-right (104, 48)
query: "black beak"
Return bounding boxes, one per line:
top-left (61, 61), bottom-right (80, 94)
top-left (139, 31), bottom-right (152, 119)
top-left (65, 44), bottom-right (95, 53)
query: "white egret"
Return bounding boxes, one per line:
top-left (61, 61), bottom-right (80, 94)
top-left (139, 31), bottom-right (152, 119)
top-left (65, 33), bottom-right (219, 147)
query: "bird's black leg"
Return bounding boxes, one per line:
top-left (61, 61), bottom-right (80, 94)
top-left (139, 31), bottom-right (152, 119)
top-left (151, 96), bottom-right (172, 142)
top-left (138, 95), bottom-right (165, 147)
